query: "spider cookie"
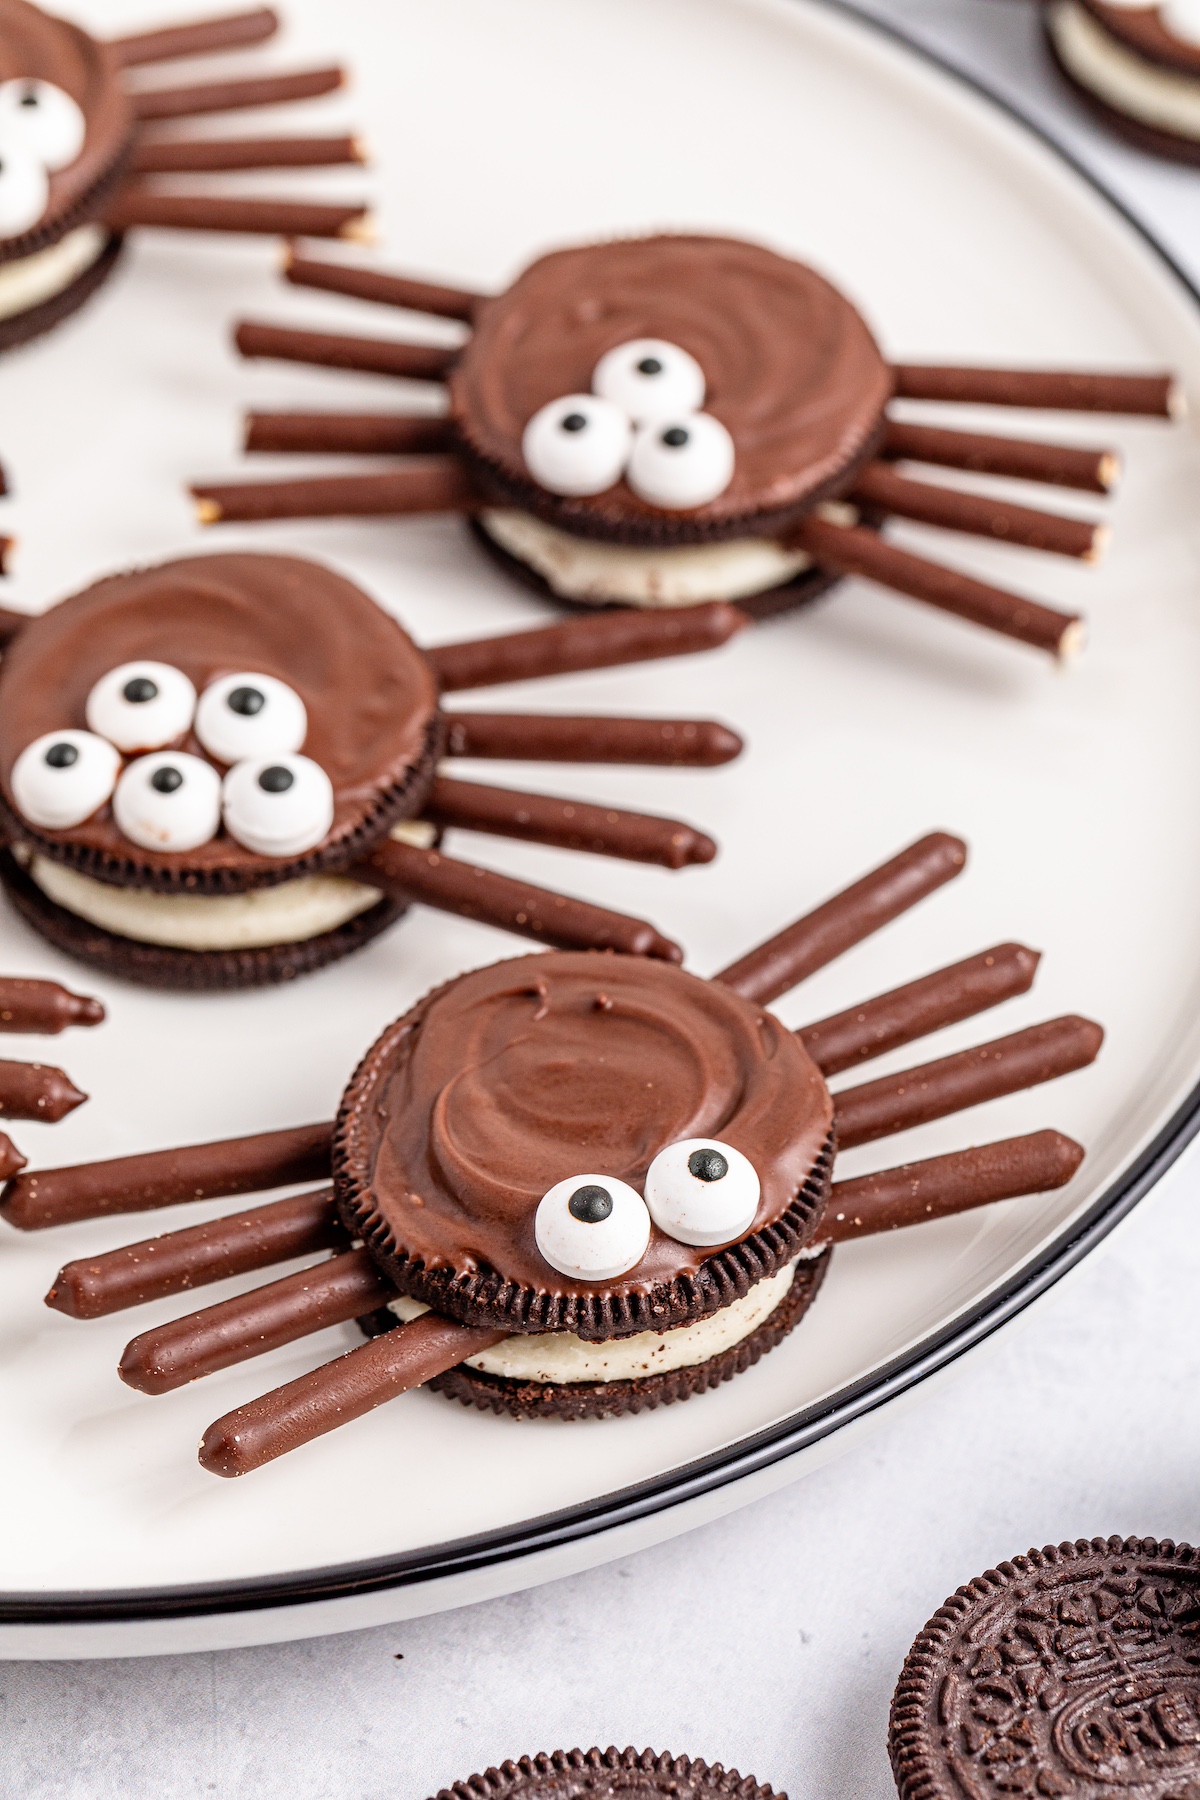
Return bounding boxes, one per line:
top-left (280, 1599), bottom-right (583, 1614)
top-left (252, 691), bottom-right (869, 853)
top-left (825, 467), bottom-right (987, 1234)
top-left (191, 234), bottom-right (1180, 657)
top-left (11, 831), bottom-right (1102, 1474)
top-left (0, 550), bottom-right (746, 988)
top-left (0, 0), bottom-right (366, 352)
top-left (1042, 0), bottom-right (1200, 162)
top-left (890, 1535), bottom-right (1200, 1798)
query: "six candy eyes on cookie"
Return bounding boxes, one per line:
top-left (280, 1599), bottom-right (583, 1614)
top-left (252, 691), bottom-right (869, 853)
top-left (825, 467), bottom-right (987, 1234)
top-left (0, 79), bottom-right (86, 236)
top-left (522, 339), bottom-right (736, 508)
top-left (535, 1138), bottom-right (761, 1280)
top-left (10, 662), bottom-right (335, 856)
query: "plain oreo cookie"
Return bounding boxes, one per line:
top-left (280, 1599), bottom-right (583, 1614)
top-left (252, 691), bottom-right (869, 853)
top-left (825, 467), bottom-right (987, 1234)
top-left (432, 1748), bottom-right (782, 1800)
top-left (890, 1535), bottom-right (1200, 1800)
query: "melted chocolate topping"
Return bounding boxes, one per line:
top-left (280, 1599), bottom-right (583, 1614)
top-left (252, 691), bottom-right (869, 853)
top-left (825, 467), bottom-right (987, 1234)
top-left (0, 0), bottom-right (132, 260)
top-left (0, 552), bottom-right (440, 890)
top-left (450, 234), bottom-right (892, 545)
top-left (336, 951), bottom-right (833, 1328)
top-left (1084, 1), bottom-right (1200, 74)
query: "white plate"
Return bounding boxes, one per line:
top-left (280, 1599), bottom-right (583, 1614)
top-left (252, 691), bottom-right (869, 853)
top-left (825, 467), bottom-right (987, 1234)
top-left (1, 0), bottom-right (1200, 1658)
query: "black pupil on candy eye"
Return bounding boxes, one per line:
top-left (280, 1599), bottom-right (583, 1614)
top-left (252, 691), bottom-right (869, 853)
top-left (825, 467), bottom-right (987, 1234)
top-left (637, 357), bottom-right (663, 376)
top-left (123, 677), bottom-right (158, 704)
top-left (258, 765), bottom-right (293, 794)
top-left (229, 687), bottom-right (265, 715)
top-left (19, 88), bottom-right (38, 107)
top-left (151, 767), bottom-right (183, 794)
top-left (561, 413), bottom-right (587, 433)
top-left (688, 1147), bottom-right (728, 1183)
top-left (45, 743), bottom-right (78, 769)
top-left (662, 427), bottom-right (689, 449)
top-left (568, 1184), bottom-right (613, 1223)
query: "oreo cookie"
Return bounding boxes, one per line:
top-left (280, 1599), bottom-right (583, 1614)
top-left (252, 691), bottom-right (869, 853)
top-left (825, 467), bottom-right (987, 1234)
top-left (1043, 0), bottom-right (1200, 165)
top-left (434, 1750), bottom-right (781, 1800)
top-left (891, 1535), bottom-right (1200, 1799)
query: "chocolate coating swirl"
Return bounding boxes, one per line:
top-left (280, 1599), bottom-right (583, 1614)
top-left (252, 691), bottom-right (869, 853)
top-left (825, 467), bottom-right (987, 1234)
top-left (1083, 1), bottom-right (1200, 74)
top-left (0, 552), bottom-right (440, 892)
top-left (451, 234), bottom-right (892, 545)
top-left (336, 951), bottom-right (834, 1339)
top-left (0, 0), bottom-right (132, 261)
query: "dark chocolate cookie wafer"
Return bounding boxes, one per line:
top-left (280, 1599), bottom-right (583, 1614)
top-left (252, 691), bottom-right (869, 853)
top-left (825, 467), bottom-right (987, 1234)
top-left (433, 1748), bottom-right (781, 1800)
top-left (890, 1535), bottom-right (1200, 1800)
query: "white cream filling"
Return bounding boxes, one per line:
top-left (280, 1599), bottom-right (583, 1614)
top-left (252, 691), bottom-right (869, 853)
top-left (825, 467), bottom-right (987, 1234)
top-left (0, 224), bottom-right (109, 324)
top-left (390, 1247), bottom-right (824, 1385)
top-left (18, 819), bottom-right (436, 952)
top-left (478, 507), bottom-right (851, 607)
top-left (1048, 0), bottom-right (1200, 136)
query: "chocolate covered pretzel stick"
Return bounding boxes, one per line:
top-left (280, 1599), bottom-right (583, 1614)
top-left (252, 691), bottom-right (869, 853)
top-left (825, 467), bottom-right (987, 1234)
top-left (832, 1016), bottom-right (1103, 1148)
top-left (199, 1312), bottom-right (507, 1476)
top-left (358, 839), bottom-right (682, 961)
top-left (891, 366), bottom-right (1179, 416)
top-left (0, 977), bottom-right (104, 1034)
top-left (284, 250), bottom-right (482, 322)
top-left (429, 601), bottom-right (747, 692)
top-left (441, 714), bottom-right (742, 767)
top-left (798, 943), bottom-right (1040, 1075)
top-left (882, 420), bottom-right (1119, 494)
top-left (235, 320), bottom-right (456, 380)
top-left (130, 66), bottom-right (343, 121)
top-left (0, 1134), bottom-right (26, 1179)
top-left (791, 517), bottom-right (1083, 657)
top-left (851, 463), bottom-right (1105, 560)
top-left (46, 1188), bottom-right (342, 1319)
top-left (424, 778), bottom-right (716, 868)
top-left (0, 1061), bottom-right (86, 1123)
top-left (0, 602), bottom-right (27, 641)
top-left (717, 833), bottom-right (967, 1006)
top-left (0, 1120), bottom-right (333, 1230)
top-left (110, 7), bottom-right (279, 65)
top-left (822, 1129), bottom-right (1084, 1242)
top-left (131, 135), bottom-right (364, 174)
top-left (193, 461), bottom-right (473, 524)
top-left (119, 1247), bottom-right (394, 1393)
top-left (244, 412), bottom-right (453, 455)
top-left (106, 194), bottom-right (370, 239)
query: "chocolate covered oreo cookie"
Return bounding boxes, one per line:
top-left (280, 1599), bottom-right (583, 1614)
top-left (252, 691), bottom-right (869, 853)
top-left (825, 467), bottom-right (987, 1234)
top-left (891, 1535), bottom-right (1200, 1799)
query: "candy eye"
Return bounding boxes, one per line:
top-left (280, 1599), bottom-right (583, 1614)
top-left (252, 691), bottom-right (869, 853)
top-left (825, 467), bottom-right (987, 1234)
top-left (534, 1174), bottom-right (650, 1281)
top-left (0, 133), bottom-right (47, 235)
top-left (85, 662), bottom-right (197, 752)
top-left (521, 393), bottom-right (632, 496)
top-left (10, 730), bottom-right (120, 829)
top-left (195, 673), bottom-right (307, 765)
top-left (221, 753), bottom-right (334, 857)
top-left (627, 413), bottom-right (735, 510)
top-left (0, 80), bottom-right (85, 171)
top-left (113, 752), bottom-right (221, 852)
top-left (643, 1139), bottom-right (760, 1247)
top-left (592, 338), bottom-right (706, 423)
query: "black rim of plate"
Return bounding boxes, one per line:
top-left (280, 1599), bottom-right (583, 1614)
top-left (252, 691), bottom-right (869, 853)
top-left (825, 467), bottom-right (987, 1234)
top-left (5, 0), bottom-right (1200, 1629)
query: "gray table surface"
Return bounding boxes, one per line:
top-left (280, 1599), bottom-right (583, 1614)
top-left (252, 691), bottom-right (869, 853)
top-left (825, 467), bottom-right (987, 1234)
top-left (7, 3), bottom-right (1200, 1794)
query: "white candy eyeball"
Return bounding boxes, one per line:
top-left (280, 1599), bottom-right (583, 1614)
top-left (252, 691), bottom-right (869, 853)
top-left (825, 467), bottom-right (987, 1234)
top-left (85, 662), bottom-right (197, 753)
top-left (10, 730), bottom-right (120, 829)
top-left (534, 1174), bottom-right (651, 1282)
top-left (1162, 0), bottom-right (1200, 46)
top-left (522, 393), bottom-right (632, 497)
top-left (627, 413), bottom-right (735, 510)
top-left (643, 1139), bottom-right (761, 1248)
top-left (592, 339), bottom-right (706, 423)
top-left (221, 754), bottom-right (334, 857)
top-left (195, 672), bottom-right (308, 766)
top-left (0, 131), bottom-right (48, 236)
top-left (113, 751), bottom-right (221, 853)
top-left (0, 80), bottom-right (86, 171)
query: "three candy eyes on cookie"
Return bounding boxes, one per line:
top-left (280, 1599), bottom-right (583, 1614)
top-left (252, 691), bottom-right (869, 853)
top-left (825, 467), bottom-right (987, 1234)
top-left (0, 80), bottom-right (85, 236)
top-left (11, 663), bottom-right (334, 856)
top-left (535, 1139), bottom-right (761, 1280)
top-left (522, 339), bottom-right (735, 508)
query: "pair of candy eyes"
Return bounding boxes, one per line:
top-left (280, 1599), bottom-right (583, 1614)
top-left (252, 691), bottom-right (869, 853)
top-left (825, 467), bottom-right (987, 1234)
top-left (534, 1139), bottom-right (761, 1282)
top-left (0, 81), bottom-right (86, 237)
top-left (522, 339), bottom-right (735, 509)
